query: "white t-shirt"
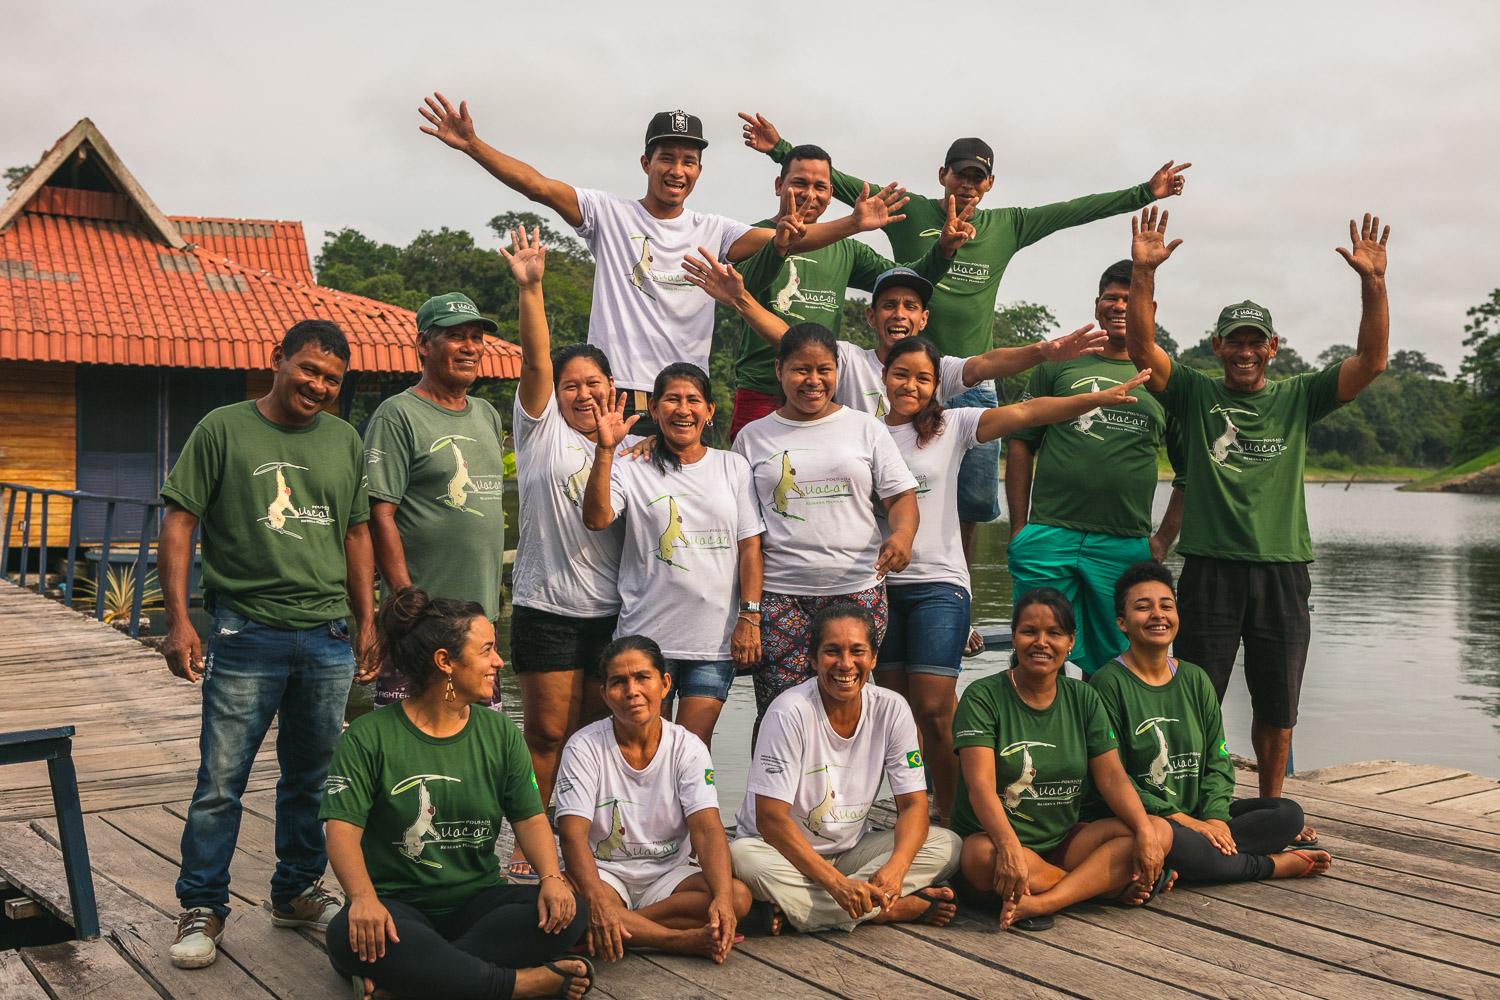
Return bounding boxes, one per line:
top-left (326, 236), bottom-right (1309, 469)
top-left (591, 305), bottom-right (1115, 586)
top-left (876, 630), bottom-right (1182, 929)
top-left (608, 449), bottom-right (763, 659)
top-left (511, 397), bottom-right (623, 617)
top-left (731, 407), bottom-right (917, 596)
top-left (884, 407), bottom-right (984, 592)
top-left (833, 341), bottom-right (969, 418)
top-left (555, 718), bottom-right (719, 885)
top-left (574, 188), bottom-right (753, 391)
top-left (736, 678), bottom-right (926, 857)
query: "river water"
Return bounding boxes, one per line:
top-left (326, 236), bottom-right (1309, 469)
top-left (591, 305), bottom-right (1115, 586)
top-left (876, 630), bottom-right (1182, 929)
top-left (486, 482), bottom-right (1500, 819)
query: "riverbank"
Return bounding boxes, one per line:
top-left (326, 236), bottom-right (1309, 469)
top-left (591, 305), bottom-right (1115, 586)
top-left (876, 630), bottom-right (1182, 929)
top-left (1401, 443), bottom-right (1500, 493)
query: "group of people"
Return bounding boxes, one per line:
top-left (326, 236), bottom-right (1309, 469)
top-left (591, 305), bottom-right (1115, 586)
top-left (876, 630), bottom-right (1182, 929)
top-left (151, 93), bottom-right (1391, 1000)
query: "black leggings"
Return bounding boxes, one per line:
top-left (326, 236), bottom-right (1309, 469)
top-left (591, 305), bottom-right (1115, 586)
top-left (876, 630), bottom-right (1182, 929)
top-left (1166, 797), bottom-right (1305, 883)
top-left (326, 883), bottom-right (588, 1000)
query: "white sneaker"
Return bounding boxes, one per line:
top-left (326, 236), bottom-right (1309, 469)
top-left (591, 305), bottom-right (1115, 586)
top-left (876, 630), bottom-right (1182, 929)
top-left (170, 907), bottom-right (224, 969)
top-left (269, 879), bottom-right (342, 930)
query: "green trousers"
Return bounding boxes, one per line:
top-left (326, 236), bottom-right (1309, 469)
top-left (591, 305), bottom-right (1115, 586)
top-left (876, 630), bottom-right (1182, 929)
top-left (1006, 522), bottom-right (1150, 675)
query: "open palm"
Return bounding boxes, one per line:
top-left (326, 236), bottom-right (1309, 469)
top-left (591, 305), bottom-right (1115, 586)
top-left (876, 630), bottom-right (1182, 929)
top-left (1335, 213), bottom-right (1390, 278)
top-left (418, 92), bottom-right (476, 153)
top-left (1131, 207), bottom-right (1182, 269)
top-left (498, 226), bottom-right (547, 287)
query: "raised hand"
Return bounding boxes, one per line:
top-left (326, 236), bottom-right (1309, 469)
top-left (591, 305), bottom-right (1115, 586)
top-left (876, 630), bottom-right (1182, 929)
top-left (1090, 369), bottom-right (1152, 407)
top-left (417, 92), bottom-right (477, 154)
top-left (497, 226), bottom-right (547, 287)
top-left (1039, 322), bottom-right (1108, 362)
top-left (1147, 160), bottom-right (1192, 199)
top-left (682, 245), bottom-right (746, 307)
top-left (851, 182), bottom-right (910, 233)
top-left (738, 112), bottom-right (781, 153)
top-left (1131, 207), bottom-right (1182, 270)
top-left (592, 392), bottom-right (641, 451)
top-left (939, 195), bottom-right (977, 257)
top-left (1335, 212), bottom-right (1390, 279)
top-left (774, 189), bottom-right (808, 254)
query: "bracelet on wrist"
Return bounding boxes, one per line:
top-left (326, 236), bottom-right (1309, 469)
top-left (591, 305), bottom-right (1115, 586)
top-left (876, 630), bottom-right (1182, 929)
top-left (538, 872), bottom-right (566, 886)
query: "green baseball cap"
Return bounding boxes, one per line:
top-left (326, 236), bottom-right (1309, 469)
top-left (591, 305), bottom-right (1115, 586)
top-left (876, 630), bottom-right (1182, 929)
top-left (415, 292), bottom-right (499, 335)
top-left (1215, 300), bottom-right (1275, 339)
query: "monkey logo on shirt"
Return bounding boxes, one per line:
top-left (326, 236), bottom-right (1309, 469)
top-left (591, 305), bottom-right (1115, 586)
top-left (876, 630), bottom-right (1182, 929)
top-left (430, 435), bottom-right (503, 515)
top-left (652, 494), bottom-right (686, 567)
top-left (774, 256), bottom-right (818, 319)
top-left (627, 235), bottom-right (658, 301)
top-left (390, 774), bottom-right (463, 869)
top-left (253, 462), bottom-right (333, 539)
top-left (999, 741), bottom-right (1055, 820)
top-left (1134, 718), bottom-right (1180, 793)
top-left (771, 452), bottom-right (806, 519)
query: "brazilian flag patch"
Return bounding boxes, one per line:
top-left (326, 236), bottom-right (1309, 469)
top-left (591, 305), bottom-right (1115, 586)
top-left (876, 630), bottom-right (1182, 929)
top-left (529, 771), bottom-right (539, 790)
top-left (906, 750), bottom-right (924, 769)
top-left (705, 769), bottom-right (715, 786)
top-left (1218, 740), bottom-right (1230, 758)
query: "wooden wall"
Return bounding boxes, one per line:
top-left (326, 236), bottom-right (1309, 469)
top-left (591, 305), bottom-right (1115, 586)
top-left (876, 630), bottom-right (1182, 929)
top-left (0, 362), bottom-right (77, 548)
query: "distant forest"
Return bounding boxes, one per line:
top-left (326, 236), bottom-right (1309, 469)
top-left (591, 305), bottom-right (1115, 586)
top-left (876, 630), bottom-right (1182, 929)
top-left (316, 214), bottom-right (1500, 470)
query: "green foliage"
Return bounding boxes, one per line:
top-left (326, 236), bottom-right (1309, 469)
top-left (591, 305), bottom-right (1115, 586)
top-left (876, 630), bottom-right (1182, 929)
top-left (991, 301), bottom-right (1058, 401)
top-left (1154, 324), bottom-right (1179, 358)
top-left (1456, 288), bottom-right (1500, 461)
top-left (5, 164), bottom-right (33, 188)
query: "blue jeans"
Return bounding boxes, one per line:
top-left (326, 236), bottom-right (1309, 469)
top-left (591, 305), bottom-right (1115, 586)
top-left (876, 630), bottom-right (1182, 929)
top-left (664, 658), bottom-right (737, 702)
top-left (877, 582), bottom-right (972, 677)
top-left (945, 382), bottom-right (1001, 523)
top-left (176, 604), bottom-right (354, 916)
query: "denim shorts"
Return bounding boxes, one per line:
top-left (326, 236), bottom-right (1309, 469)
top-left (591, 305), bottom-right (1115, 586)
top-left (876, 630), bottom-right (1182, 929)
top-left (876, 581), bottom-right (972, 677)
top-left (665, 658), bottom-right (736, 703)
top-left (945, 381), bottom-right (1001, 523)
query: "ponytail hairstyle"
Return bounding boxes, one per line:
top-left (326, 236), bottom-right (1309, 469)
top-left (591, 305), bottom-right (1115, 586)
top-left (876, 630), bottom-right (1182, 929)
top-left (1008, 587), bottom-right (1077, 668)
top-left (599, 634), bottom-right (668, 678)
top-left (807, 600), bottom-right (879, 660)
top-left (376, 587), bottom-right (487, 695)
top-left (649, 362), bottom-right (713, 474)
top-left (882, 337), bottom-right (947, 447)
top-left (551, 343), bottom-right (613, 385)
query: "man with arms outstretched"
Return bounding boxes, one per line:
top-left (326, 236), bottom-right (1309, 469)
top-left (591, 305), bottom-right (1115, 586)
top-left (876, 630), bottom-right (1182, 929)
top-left (740, 113), bottom-right (1189, 569)
top-left (1125, 208), bottom-right (1391, 840)
top-left (419, 94), bottom-right (907, 413)
top-left (1005, 259), bottom-right (1186, 677)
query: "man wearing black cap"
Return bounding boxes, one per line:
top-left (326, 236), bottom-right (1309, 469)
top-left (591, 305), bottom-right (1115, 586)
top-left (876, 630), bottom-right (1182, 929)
top-left (363, 291), bottom-right (508, 707)
top-left (418, 94), bottom-right (907, 408)
top-left (1125, 207), bottom-right (1391, 816)
top-left (740, 113), bottom-right (1189, 571)
top-left (685, 257), bottom-right (1108, 419)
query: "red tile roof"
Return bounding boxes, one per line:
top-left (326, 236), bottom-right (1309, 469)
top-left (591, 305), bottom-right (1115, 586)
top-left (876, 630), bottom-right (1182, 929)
top-left (170, 217), bottom-right (318, 284)
top-left (0, 211), bottom-right (520, 377)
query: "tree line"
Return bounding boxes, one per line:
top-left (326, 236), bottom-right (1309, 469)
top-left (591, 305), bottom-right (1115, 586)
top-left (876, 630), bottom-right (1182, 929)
top-left (316, 220), bottom-right (1499, 470)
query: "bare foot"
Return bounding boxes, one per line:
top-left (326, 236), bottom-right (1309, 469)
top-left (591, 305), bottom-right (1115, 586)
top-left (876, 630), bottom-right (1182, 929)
top-left (747, 900), bottom-right (783, 937)
top-left (1272, 849), bottom-right (1332, 879)
top-left (671, 925), bottom-right (723, 961)
top-left (964, 628), bottom-right (985, 657)
top-left (1292, 825), bottom-right (1319, 845)
top-left (1001, 892), bottom-right (1049, 930)
top-left (872, 885), bottom-right (956, 926)
top-left (1117, 869), bottom-right (1175, 906)
top-left (506, 849), bottom-right (539, 882)
top-left (514, 959), bottom-right (592, 1000)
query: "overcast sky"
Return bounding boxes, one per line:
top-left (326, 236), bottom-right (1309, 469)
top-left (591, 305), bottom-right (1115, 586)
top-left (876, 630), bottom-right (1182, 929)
top-left (6, 2), bottom-right (1496, 373)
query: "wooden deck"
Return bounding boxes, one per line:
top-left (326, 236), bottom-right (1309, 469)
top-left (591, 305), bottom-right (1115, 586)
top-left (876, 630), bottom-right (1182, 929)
top-left (3, 584), bottom-right (1500, 997)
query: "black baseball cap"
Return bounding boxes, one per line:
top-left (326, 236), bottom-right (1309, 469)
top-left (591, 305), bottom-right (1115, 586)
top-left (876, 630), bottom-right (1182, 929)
top-left (944, 137), bottom-right (994, 178)
top-left (872, 267), bottom-right (934, 306)
top-left (644, 111), bottom-right (708, 151)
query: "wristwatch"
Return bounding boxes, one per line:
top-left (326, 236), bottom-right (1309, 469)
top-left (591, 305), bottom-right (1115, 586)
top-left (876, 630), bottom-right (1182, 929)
top-left (738, 601), bottom-right (762, 614)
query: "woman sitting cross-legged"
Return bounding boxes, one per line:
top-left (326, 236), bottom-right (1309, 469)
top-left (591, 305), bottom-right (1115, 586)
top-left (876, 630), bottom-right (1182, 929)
top-left (556, 635), bottom-right (750, 965)
top-left (952, 588), bottom-right (1175, 931)
top-left (1089, 561), bottom-right (1332, 882)
top-left (730, 603), bottom-right (961, 934)
top-left (321, 588), bottom-right (593, 1000)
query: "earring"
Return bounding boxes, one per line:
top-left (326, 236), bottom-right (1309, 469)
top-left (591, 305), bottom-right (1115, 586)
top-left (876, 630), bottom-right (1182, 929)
top-left (444, 675), bottom-right (456, 702)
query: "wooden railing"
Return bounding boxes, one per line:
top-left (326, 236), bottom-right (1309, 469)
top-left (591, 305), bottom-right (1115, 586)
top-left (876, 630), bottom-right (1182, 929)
top-left (0, 483), bottom-right (170, 639)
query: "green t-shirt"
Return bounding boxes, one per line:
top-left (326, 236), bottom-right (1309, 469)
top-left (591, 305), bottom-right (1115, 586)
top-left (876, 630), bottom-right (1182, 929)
top-left (732, 219), bottom-right (952, 394)
top-left (160, 401), bottom-right (369, 631)
top-left (1086, 660), bottom-right (1234, 822)
top-left (1156, 362), bottom-right (1344, 562)
top-left (768, 139), bottom-right (1155, 358)
top-left (319, 703), bottom-right (543, 915)
top-left (950, 672), bottom-right (1118, 851)
top-left (363, 390), bottom-right (507, 620)
top-left (1010, 356), bottom-right (1170, 537)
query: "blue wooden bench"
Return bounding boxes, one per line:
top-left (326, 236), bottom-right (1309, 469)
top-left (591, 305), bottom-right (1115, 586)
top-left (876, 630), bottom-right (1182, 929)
top-left (0, 726), bottom-right (100, 939)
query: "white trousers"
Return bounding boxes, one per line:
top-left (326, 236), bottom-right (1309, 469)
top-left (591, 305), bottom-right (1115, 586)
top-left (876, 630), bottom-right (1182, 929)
top-left (730, 826), bottom-right (961, 932)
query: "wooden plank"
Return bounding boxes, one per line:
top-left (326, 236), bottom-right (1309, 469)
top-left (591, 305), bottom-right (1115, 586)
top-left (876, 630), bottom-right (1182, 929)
top-left (1315, 832), bottom-right (1500, 895)
top-left (0, 949), bottom-right (50, 1000)
top-left (1257, 873), bottom-right (1500, 944)
top-left (1152, 885), bottom-right (1500, 995)
top-left (1437, 786), bottom-right (1500, 815)
top-left (640, 950), bottom-right (841, 999)
top-left (733, 930), bottom-right (963, 999)
top-left (1297, 812), bottom-right (1500, 873)
top-left (1333, 765), bottom-right (1471, 795)
top-left (20, 938), bottom-right (148, 1000)
top-left (1322, 858), bottom-right (1500, 917)
top-left (902, 915), bottom-right (1201, 999)
top-left (49, 812), bottom-right (348, 1000)
top-left (1383, 774), bottom-right (1498, 805)
top-left (825, 922), bottom-right (1078, 999)
top-left (1294, 761), bottom-right (1401, 783)
top-left (1240, 775), bottom-right (1500, 845)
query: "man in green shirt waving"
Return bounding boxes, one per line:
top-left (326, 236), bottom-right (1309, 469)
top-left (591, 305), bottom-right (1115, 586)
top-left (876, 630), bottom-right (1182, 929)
top-left (741, 112), bottom-right (1189, 550)
top-left (1125, 207), bottom-right (1391, 803)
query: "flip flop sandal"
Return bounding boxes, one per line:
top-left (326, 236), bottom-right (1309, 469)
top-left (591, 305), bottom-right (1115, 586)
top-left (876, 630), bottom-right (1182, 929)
top-left (1286, 833), bottom-right (1320, 849)
top-left (1116, 866), bottom-right (1174, 907)
top-left (963, 628), bottom-right (986, 658)
top-left (1287, 849), bottom-right (1326, 878)
top-left (507, 860), bottom-right (541, 884)
top-left (910, 884), bottom-right (956, 926)
top-left (744, 899), bottom-right (784, 937)
top-left (1012, 914), bottom-right (1055, 932)
top-left (544, 956), bottom-right (596, 998)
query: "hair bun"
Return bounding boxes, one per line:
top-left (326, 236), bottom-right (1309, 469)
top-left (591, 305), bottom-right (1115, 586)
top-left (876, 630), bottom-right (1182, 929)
top-left (386, 586), bottom-right (432, 627)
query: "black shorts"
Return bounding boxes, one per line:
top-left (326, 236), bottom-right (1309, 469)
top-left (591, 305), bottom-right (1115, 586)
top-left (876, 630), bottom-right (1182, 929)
top-left (509, 604), bottom-right (618, 677)
top-left (1175, 555), bottom-right (1311, 729)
